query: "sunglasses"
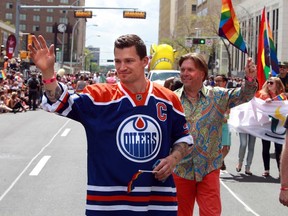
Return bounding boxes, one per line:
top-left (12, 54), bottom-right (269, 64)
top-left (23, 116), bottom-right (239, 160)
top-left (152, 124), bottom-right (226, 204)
top-left (267, 81), bottom-right (274, 85)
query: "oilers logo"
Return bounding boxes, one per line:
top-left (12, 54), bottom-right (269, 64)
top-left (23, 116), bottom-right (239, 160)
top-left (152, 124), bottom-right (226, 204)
top-left (116, 115), bottom-right (162, 162)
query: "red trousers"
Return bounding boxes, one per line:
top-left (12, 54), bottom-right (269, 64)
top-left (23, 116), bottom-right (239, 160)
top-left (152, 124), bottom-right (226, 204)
top-left (173, 169), bottom-right (221, 216)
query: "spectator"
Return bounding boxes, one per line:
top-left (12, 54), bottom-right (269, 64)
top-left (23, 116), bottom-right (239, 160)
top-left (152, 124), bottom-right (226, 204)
top-left (236, 133), bottom-right (256, 175)
top-left (27, 72), bottom-right (40, 110)
top-left (0, 95), bottom-right (13, 113)
top-left (75, 75), bottom-right (86, 93)
top-left (173, 53), bottom-right (258, 216)
top-left (214, 74), bottom-right (231, 170)
top-left (277, 62), bottom-right (288, 92)
top-left (255, 77), bottom-right (287, 177)
top-left (8, 92), bottom-right (27, 113)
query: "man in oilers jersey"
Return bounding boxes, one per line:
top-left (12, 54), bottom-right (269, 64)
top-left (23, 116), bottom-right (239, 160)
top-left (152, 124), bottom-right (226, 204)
top-left (28, 34), bottom-right (193, 216)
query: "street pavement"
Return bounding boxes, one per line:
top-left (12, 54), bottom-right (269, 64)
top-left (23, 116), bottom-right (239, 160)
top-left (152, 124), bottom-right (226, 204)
top-left (0, 109), bottom-right (288, 216)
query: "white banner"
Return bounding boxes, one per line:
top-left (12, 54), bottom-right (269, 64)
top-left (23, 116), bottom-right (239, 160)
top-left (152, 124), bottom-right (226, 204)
top-left (228, 97), bottom-right (288, 144)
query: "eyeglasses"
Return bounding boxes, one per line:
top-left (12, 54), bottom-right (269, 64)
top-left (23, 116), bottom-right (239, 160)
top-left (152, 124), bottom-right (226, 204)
top-left (267, 81), bottom-right (274, 85)
top-left (214, 80), bottom-right (223, 83)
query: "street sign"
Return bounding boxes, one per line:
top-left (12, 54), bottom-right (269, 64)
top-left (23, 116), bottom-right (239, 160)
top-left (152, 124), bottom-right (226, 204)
top-left (185, 38), bottom-right (193, 48)
top-left (206, 39), bottom-right (213, 47)
top-left (74, 10), bottom-right (93, 18)
top-left (123, 11), bottom-right (146, 19)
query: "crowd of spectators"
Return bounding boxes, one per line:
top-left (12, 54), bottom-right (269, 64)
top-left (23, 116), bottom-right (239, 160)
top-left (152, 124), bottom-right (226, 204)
top-left (0, 59), bottom-right (114, 114)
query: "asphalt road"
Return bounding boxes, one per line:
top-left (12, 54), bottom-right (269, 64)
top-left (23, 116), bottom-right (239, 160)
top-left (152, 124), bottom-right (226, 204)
top-left (0, 109), bottom-right (288, 216)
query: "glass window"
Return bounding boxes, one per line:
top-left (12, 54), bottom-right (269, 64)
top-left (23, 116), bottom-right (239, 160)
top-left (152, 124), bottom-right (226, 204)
top-left (60, 0), bottom-right (69, 4)
top-left (47, 0), bottom-right (53, 2)
top-left (19, 24), bottom-right (26, 31)
top-left (33, 26), bottom-right (40, 31)
top-left (47, 9), bottom-right (53, 13)
top-left (6, 3), bottom-right (13, 9)
top-left (46, 26), bottom-right (53, 33)
top-left (59, 17), bottom-right (68, 24)
top-left (46, 16), bottom-right (53, 22)
top-left (20, 14), bottom-right (27, 21)
top-left (5, 13), bottom-right (13, 20)
top-left (33, 15), bottom-right (40, 22)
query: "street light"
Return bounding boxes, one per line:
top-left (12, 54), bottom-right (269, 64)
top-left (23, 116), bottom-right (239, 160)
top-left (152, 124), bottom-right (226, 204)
top-left (81, 25), bottom-right (99, 70)
top-left (69, 19), bottom-right (81, 73)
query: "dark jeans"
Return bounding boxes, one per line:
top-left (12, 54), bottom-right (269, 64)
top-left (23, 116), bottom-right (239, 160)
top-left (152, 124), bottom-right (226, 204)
top-left (262, 139), bottom-right (283, 171)
top-left (13, 101), bottom-right (25, 111)
top-left (29, 91), bottom-right (38, 110)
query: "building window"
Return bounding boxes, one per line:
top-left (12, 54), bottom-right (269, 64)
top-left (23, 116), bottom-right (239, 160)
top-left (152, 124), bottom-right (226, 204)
top-left (47, 9), bottom-right (53, 13)
top-left (46, 16), bottom-right (53, 22)
top-left (60, 0), bottom-right (69, 4)
top-left (59, 17), bottom-right (68, 24)
top-left (6, 3), bottom-right (13, 9)
top-left (19, 24), bottom-right (26, 31)
top-left (46, 26), bottom-right (53, 33)
top-left (33, 15), bottom-right (40, 22)
top-left (192, 4), bottom-right (197, 13)
top-left (33, 26), bottom-right (40, 31)
top-left (33, 9), bottom-right (40, 12)
top-left (47, 0), bottom-right (53, 2)
top-left (5, 13), bottom-right (13, 20)
top-left (20, 14), bottom-right (27, 21)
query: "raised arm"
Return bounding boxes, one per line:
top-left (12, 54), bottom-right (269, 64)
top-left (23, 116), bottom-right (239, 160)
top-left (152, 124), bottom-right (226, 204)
top-left (28, 35), bottom-right (62, 103)
top-left (245, 57), bottom-right (257, 81)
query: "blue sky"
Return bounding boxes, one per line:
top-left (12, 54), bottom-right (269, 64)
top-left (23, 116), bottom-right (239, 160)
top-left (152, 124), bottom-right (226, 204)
top-left (85, 0), bottom-right (160, 65)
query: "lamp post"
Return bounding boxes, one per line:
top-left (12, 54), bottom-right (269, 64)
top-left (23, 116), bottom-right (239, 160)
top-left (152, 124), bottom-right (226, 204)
top-left (81, 25), bottom-right (99, 70)
top-left (69, 19), bottom-right (81, 73)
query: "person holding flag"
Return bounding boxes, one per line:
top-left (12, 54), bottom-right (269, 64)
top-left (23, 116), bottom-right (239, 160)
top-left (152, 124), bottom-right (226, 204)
top-left (173, 52), bottom-right (258, 216)
top-left (172, 0), bottom-right (257, 215)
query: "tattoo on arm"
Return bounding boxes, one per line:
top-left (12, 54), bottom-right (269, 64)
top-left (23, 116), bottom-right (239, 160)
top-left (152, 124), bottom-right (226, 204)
top-left (171, 142), bottom-right (189, 162)
top-left (45, 85), bottom-right (62, 102)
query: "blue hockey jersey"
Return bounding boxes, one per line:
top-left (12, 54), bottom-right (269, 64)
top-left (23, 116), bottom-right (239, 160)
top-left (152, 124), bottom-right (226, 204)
top-left (42, 80), bottom-right (193, 216)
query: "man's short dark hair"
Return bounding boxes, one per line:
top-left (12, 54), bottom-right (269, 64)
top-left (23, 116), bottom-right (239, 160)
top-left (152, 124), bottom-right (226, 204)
top-left (215, 74), bottom-right (228, 82)
top-left (114, 34), bottom-right (147, 59)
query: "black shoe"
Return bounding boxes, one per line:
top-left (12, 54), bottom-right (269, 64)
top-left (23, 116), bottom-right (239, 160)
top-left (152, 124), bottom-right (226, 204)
top-left (220, 161), bottom-right (226, 170)
top-left (236, 163), bottom-right (242, 172)
top-left (245, 171), bottom-right (253, 176)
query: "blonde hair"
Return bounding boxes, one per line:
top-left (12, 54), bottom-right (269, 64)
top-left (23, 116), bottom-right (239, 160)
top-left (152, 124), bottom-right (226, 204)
top-left (259, 77), bottom-right (285, 95)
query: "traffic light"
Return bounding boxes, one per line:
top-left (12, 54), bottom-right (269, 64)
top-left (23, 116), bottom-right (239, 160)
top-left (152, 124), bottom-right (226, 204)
top-left (74, 10), bottom-right (93, 18)
top-left (193, 38), bottom-right (206, 45)
top-left (123, 11), bottom-right (146, 19)
top-left (1, 45), bottom-right (4, 56)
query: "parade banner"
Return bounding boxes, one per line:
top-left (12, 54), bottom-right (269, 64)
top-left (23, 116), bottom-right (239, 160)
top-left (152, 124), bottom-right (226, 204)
top-left (228, 97), bottom-right (288, 144)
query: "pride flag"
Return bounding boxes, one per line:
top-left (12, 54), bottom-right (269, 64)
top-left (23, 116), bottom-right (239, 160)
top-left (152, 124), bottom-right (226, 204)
top-left (0, 70), bottom-right (6, 79)
top-left (127, 170), bottom-right (143, 193)
top-left (257, 7), bottom-right (279, 89)
top-left (218, 0), bottom-right (247, 53)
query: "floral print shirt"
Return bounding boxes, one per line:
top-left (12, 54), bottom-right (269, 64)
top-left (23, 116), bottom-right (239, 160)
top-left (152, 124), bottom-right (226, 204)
top-left (174, 79), bottom-right (258, 181)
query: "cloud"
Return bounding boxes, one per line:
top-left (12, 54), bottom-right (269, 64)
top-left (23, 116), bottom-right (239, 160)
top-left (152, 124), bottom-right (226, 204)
top-left (85, 0), bottom-right (159, 65)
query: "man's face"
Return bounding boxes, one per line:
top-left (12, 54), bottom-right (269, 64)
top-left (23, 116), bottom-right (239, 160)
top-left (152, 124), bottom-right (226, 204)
top-left (214, 76), bottom-right (227, 88)
top-left (279, 66), bottom-right (287, 76)
top-left (114, 46), bottom-right (148, 85)
top-left (180, 59), bottom-right (205, 90)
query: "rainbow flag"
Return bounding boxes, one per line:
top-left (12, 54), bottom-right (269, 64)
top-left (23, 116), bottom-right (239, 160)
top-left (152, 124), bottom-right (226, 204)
top-left (276, 93), bottom-right (286, 101)
top-left (127, 170), bottom-right (143, 193)
top-left (257, 7), bottom-right (279, 89)
top-left (0, 70), bottom-right (6, 79)
top-left (218, 0), bottom-right (247, 53)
